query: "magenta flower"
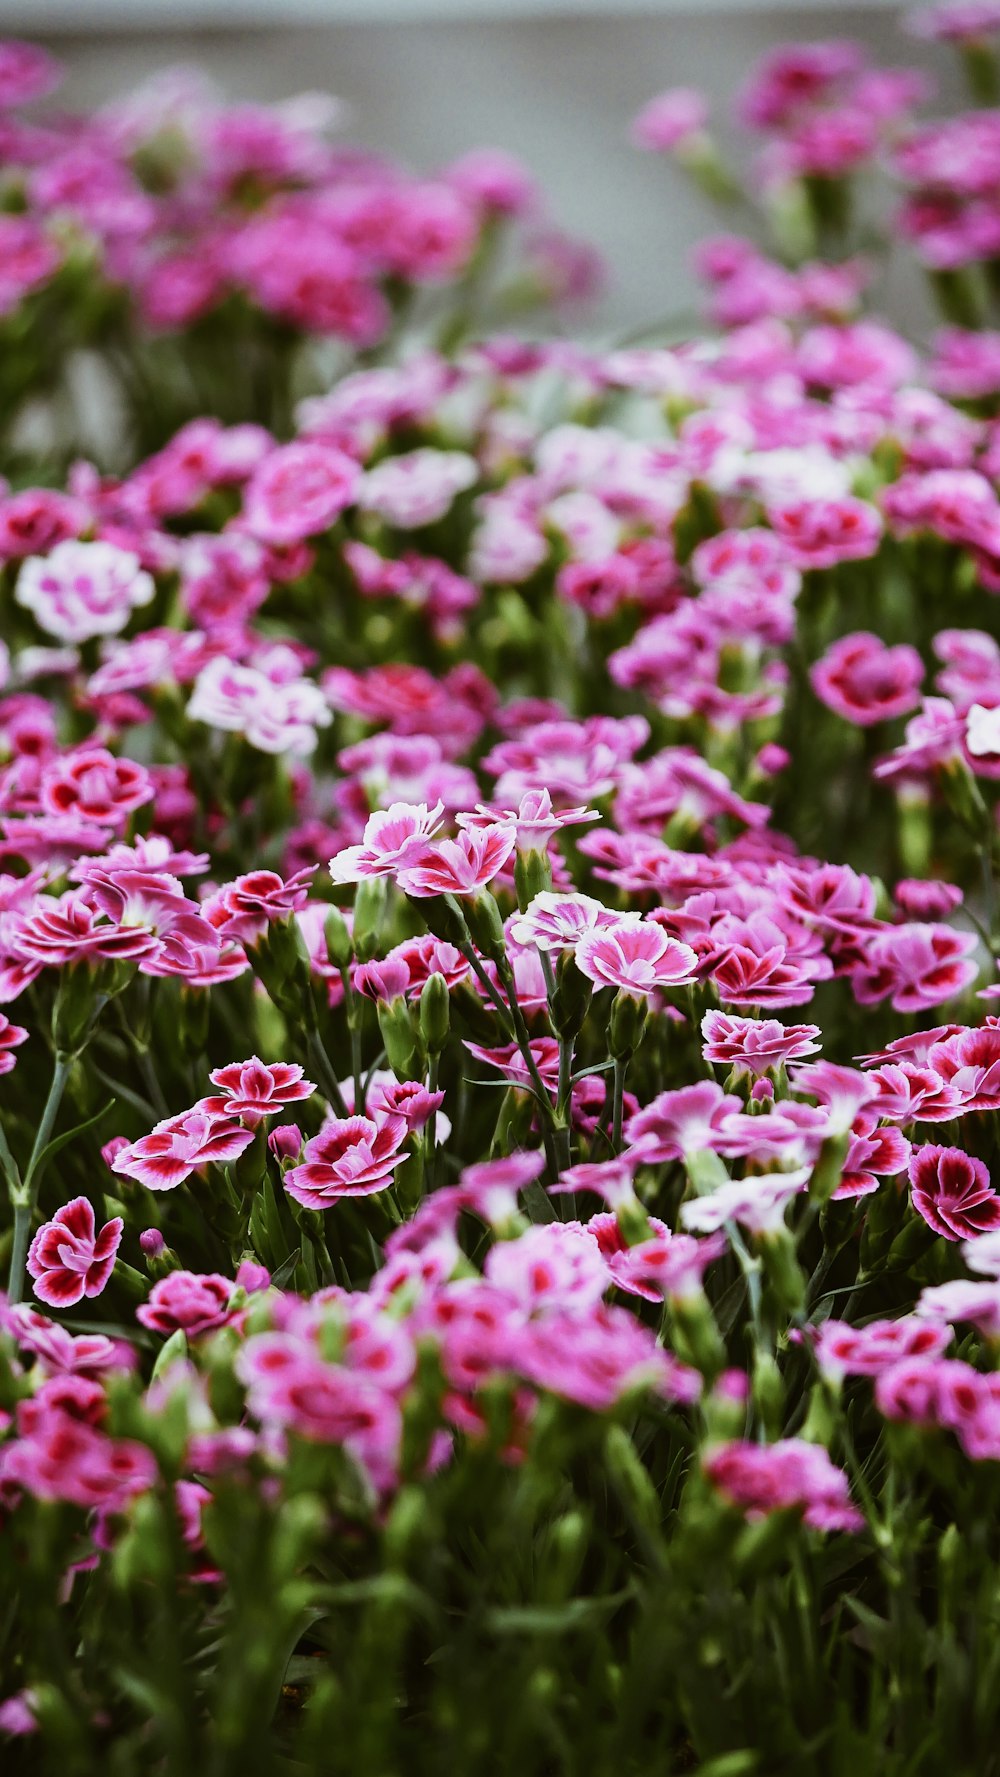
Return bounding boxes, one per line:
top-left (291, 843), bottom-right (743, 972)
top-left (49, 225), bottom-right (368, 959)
top-left (26, 1197), bottom-right (123, 1308)
top-left (284, 1113), bottom-right (409, 1206)
top-left (574, 918), bottom-right (697, 999)
top-left (928, 1025), bottom-right (1000, 1110)
top-left (329, 801), bottom-right (445, 885)
top-left (704, 1439), bottom-right (863, 1532)
top-left (112, 1109), bottom-right (255, 1191)
top-left (203, 867), bottom-right (314, 947)
top-left (202, 1057), bottom-right (315, 1125)
top-left (768, 497), bottom-right (882, 570)
top-left (909, 1144), bottom-right (1000, 1241)
top-left (396, 823), bottom-right (517, 898)
top-left (0, 1011), bottom-right (27, 1074)
top-left (137, 1271), bottom-right (236, 1338)
top-left (625, 1081), bottom-right (741, 1163)
top-left (811, 631), bottom-right (924, 727)
top-left (39, 748), bottom-right (154, 827)
top-left (811, 1316), bottom-right (950, 1382)
top-left (242, 441), bottom-right (361, 544)
top-left (11, 894), bottom-right (160, 968)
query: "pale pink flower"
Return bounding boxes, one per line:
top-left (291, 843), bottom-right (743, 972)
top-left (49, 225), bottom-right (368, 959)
top-left (360, 449), bottom-right (477, 528)
top-left (680, 1169), bottom-right (811, 1237)
top-left (457, 789), bottom-right (598, 853)
top-left (631, 87), bottom-right (709, 152)
top-left (574, 918), bottom-right (697, 998)
top-left (701, 1010), bottom-right (821, 1076)
top-left (188, 657), bottom-right (330, 757)
top-left (927, 1025), bottom-right (1000, 1110)
top-left (15, 539), bottom-right (154, 643)
top-left (328, 801), bottom-right (445, 884)
top-left (851, 924), bottom-right (978, 1013)
top-left (27, 1197), bottom-right (123, 1308)
top-left (811, 1316), bottom-right (950, 1382)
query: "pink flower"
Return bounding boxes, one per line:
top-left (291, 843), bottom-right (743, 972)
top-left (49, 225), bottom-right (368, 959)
top-left (811, 632), bottom-right (924, 727)
top-left (811, 1316), bottom-right (951, 1382)
top-left (328, 801), bottom-right (445, 884)
top-left (26, 1197), bottom-right (123, 1308)
top-left (509, 891), bottom-right (621, 951)
top-left (574, 918), bottom-right (697, 998)
top-left (396, 823), bottom-right (517, 898)
top-left (10, 894), bottom-right (160, 968)
top-left (704, 1439), bottom-right (863, 1532)
top-left (457, 788), bottom-right (599, 853)
top-left (201, 1057), bottom-right (315, 1125)
top-left (284, 1113), bottom-right (409, 1206)
top-left (242, 441), bottom-right (361, 544)
top-left (851, 923), bottom-right (978, 1013)
top-left (187, 657), bottom-right (330, 757)
top-left (485, 1223), bottom-right (609, 1313)
top-left (203, 867), bottom-right (314, 947)
top-left (909, 1144), bottom-right (1000, 1241)
top-left (631, 87), bottom-right (709, 152)
top-left (928, 1025), bottom-right (1000, 1110)
top-left (0, 1010), bottom-right (27, 1073)
top-left (0, 39), bottom-right (62, 105)
top-left (137, 1271), bottom-right (235, 1338)
top-left (701, 1010), bottom-right (821, 1076)
top-left (680, 1170), bottom-right (811, 1237)
top-left (625, 1081), bottom-right (741, 1162)
top-left (0, 1409), bottom-right (156, 1510)
top-left (360, 449), bottom-right (477, 528)
top-left (112, 1109), bottom-right (255, 1191)
top-left (768, 497), bottom-right (882, 570)
top-left (39, 748), bottom-right (154, 827)
top-left (15, 539), bottom-right (154, 643)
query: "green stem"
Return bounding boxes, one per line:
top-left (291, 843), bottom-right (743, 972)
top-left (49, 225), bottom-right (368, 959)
top-left (611, 1057), bottom-right (627, 1152)
top-left (7, 1052), bottom-right (71, 1307)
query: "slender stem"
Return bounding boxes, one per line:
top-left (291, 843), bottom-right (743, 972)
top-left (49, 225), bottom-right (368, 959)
top-left (426, 1054), bottom-right (440, 1180)
top-left (612, 1057), bottom-right (627, 1152)
top-left (307, 1029), bottom-right (349, 1118)
top-left (7, 1052), bottom-right (71, 1307)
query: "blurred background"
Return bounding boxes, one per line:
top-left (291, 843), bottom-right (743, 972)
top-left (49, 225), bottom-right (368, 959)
top-left (0, 2), bottom-right (942, 334)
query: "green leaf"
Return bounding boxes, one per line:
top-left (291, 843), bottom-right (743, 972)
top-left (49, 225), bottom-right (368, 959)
top-left (29, 1098), bottom-right (114, 1180)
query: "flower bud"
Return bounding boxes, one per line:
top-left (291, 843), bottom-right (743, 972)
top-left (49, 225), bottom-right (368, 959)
top-left (377, 996), bottom-right (422, 1077)
top-left (514, 848), bottom-right (552, 913)
top-left (324, 905), bottom-right (354, 971)
top-left (352, 878), bottom-right (387, 963)
top-left (609, 990), bottom-right (647, 1060)
top-left (419, 972), bottom-right (451, 1055)
top-left (550, 946), bottom-right (592, 1040)
top-left (268, 1123), bottom-right (303, 1161)
top-left (464, 890), bottom-right (507, 964)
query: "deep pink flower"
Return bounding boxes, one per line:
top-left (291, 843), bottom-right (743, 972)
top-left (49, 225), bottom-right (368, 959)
top-left (284, 1113), bottom-right (409, 1206)
top-left (201, 1057), bottom-right (315, 1125)
top-left (137, 1271), bottom-right (235, 1338)
top-left (0, 1010), bottom-right (27, 1073)
top-left (811, 1316), bottom-right (950, 1381)
top-left (768, 497), bottom-right (882, 570)
top-left (811, 632), bottom-right (924, 727)
top-left (927, 1025), bottom-right (1000, 1110)
top-left (909, 1144), bottom-right (1000, 1241)
top-left (39, 748), bottom-right (154, 827)
top-left (704, 1438), bottom-right (863, 1532)
top-left (112, 1109), bottom-right (255, 1191)
top-left (10, 894), bottom-right (160, 968)
top-left (26, 1197), bottom-right (123, 1308)
top-left (574, 918), bottom-right (697, 998)
top-left (0, 1409), bottom-right (156, 1510)
top-left (203, 867), bottom-right (314, 946)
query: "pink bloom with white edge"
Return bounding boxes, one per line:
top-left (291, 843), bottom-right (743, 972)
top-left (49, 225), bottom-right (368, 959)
top-left (201, 1058), bottom-right (315, 1126)
top-left (701, 1010), bottom-right (821, 1077)
top-left (768, 497), bottom-right (883, 570)
top-left (328, 801), bottom-right (445, 884)
top-left (242, 441), bottom-right (361, 544)
top-left (188, 657), bottom-right (331, 757)
top-left (26, 1197), bottom-right (123, 1308)
top-left (203, 867), bottom-right (314, 947)
top-left (396, 823), bottom-right (517, 898)
top-left (457, 789), bottom-right (599, 852)
top-left (704, 1439), bottom-right (863, 1532)
top-left (15, 539), bottom-right (154, 643)
top-left (509, 891), bottom-right (625, 952)
top-left (680, 1169), bottom-right (811, 1237)
top-left (0, 1011), bottom-right (27, 1073)
top-left (284, 1114), bottom-right (409, 1206)
top-left (574, 918), bottom-right (698, 998)
top-left (39, 749), bottom-right (154, 827)
top-left (811, 632), bottom-right (924, 727)
top-left (485, 1223), bottom-right (610, 1313)
top-left (811, 1316), bottom-right (951, 1383)
top-left (112, 1109), bottom-right (255, 1191)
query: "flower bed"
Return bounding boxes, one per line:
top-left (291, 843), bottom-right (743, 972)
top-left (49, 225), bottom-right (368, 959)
top-left (5, 10), bottom-right (1000, 1774)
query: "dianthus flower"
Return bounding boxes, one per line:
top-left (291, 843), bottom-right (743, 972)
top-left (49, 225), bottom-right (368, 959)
top-left (811, 632), bottom-right (924, 727)
top-left (909, 1143), bottom-right (1000, 1241)
top-left (15, 539), bottom-right (154, 643)
top-left (26, 1197), bottom-right (123, 1308)
top-left (328, 801), bottom-right (445, 884)
top-left (137, 1271), bottom-right (236, 1338)
top-left (851, 923), bottom-right (978, 1012)
top-left (704, 1438), bottom-right (863, 1531)
top-left (200, 1057), bottom-right (315, 1125)
top-left (625, 1081), bottom-right (742, 1162)
top-left (283, 1113), bottom-right (409, 1206)
top-left (396, 823), bottom-right (517, 898)
top-left (241, 441), bottom-right (361, 543)
top-left (574, 918), bottom-right (697, 998)
top-left (112, 1109), bottom-right (255, 1191)
top-left (701, 1010), bottom-right (821, 1076)
top-left (39, 749), bottom-right (154, 827)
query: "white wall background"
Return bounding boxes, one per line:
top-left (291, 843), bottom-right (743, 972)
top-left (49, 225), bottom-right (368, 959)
top-left (2, 5), bottom-right (943, 336)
